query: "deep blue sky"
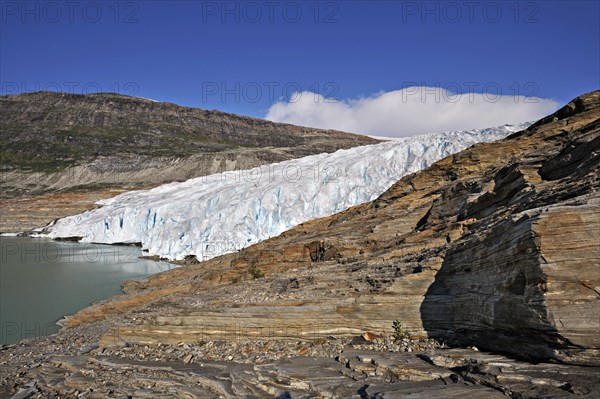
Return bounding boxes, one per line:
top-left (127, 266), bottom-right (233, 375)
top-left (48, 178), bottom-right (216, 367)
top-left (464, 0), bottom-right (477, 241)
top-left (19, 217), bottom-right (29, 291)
top-left (1, 0), bottom-right (599, 118)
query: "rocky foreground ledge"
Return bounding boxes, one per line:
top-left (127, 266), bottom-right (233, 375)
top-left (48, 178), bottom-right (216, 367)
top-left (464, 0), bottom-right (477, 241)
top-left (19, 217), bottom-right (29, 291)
top-left (1, 91), bottom-right (599, 398)
top-left (2, 325), bottom-right (599, 398)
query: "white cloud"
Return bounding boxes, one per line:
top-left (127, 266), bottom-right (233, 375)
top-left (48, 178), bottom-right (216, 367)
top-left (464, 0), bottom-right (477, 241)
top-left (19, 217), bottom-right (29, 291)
top-left (265, 87), bottom-right (560, 137)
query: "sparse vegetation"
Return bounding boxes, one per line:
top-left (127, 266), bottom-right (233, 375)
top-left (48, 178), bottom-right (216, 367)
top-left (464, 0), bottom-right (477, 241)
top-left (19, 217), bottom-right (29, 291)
top-left (0, 92), bottom-right (378, 198)
top-left (1, 92), bottom-right (375, 174)
top-left (249, 265), bottom-right (264, 279)
top-left (392, 320), bottom-right (410, 340)
top-left (0, 141), bottom-right (79, 172)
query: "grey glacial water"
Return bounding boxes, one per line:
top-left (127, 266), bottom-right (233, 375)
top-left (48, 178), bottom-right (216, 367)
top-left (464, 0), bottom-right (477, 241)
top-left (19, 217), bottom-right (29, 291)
top-left (0, 237), bottom-right (176, 345)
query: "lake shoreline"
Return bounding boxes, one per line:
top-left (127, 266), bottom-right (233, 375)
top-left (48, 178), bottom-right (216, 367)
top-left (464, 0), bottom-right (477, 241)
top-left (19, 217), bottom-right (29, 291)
top-left (0, 236), bottom-right (176, 346)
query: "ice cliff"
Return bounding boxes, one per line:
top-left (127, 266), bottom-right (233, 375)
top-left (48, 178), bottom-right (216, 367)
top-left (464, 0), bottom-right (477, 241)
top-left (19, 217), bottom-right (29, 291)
top-left (41, 124), bottom-right (526, 261)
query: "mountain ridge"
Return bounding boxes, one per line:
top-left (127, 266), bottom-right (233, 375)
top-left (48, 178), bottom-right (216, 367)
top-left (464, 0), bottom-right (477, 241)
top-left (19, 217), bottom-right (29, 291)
top-left (0, 91), bottom-right (378, 176)
top-left (0, 91), bottom-right (379, 232)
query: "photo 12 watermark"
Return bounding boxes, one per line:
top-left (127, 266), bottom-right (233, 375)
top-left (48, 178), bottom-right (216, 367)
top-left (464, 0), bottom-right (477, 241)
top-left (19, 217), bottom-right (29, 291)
top-left (399, 1), bottom-right (540, 24)
top-left (192, 158), bottom-right (345, 186)
top-left (200, 1), bottom-right (340, 23)
top-left (0, 240), bottom-right (142, 264)
top-left (1, 1), bottom-right (141, 24)
top-left (399, 82), bottom-right (543, 103)
top-left (100, 320), bottom-right (346, 345)
top-left (1, 321), bottom-right (59, 344)
top-left (1, 81), bottom-right (140, 96)
top-left (200, 81), bottom-right (339, 104)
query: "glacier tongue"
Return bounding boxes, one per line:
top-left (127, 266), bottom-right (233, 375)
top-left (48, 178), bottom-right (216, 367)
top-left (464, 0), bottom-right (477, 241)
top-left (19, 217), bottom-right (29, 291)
top-left (41, 124), bottom-right (527, 261)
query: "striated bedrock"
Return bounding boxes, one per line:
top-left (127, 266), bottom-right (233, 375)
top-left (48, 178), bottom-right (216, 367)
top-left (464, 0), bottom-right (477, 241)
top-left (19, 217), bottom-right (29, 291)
top-left (419, 109), bottom-right (600, 365)
top-left (421, 198), bottom-right (599, 365)
top-left (5, 345), bottom-right (599, 398)
top-left (61, 91), bottom-right (599, 367)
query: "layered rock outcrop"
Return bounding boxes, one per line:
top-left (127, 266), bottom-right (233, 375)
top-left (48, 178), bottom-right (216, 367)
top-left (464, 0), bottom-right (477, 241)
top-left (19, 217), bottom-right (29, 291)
top-left (1, 91), bottom-right (598, 398)
top-left (58, 91), bottom-right (599, 367)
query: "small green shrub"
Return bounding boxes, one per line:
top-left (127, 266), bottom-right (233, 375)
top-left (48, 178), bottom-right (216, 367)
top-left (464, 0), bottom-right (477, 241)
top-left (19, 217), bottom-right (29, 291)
top-left (392, 319), bottom-right (410, 340)
top-left (249, 265), bottom-right (264, 279)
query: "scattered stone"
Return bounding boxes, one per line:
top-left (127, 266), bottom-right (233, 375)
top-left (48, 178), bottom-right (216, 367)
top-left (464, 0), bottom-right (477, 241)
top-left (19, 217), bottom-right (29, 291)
top-left (10, 387), bottom-right (35, 399)
top-left (77, 343), bottom-right (99, 355)
top-left (362, 332), bottom-right (380, 342)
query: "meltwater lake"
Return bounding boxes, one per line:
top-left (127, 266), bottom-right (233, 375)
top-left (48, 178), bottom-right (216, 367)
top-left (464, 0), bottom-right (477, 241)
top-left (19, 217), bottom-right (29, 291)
top-left (0, 237), bottom-right (176, 345)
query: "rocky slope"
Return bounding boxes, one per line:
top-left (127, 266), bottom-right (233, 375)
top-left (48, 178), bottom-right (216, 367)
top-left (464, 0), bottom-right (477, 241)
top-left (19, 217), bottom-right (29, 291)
top-left (0, 91), bottom-right (378, 232)
top-left (1, 91), bottom-right (598, 398)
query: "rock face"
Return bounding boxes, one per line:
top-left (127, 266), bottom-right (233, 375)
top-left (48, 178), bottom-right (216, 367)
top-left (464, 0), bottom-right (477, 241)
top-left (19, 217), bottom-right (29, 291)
top-left (62, 91), bottom-right (598, 366)
top-left (0, 92), bottom-right (377, 176)
top-left (0, 91), bottom-right (378, 232)
top-left (421, 199), bottom-right (600, 365)
top-left (1, 91), bottom-right (598, 398)
top-left (4, 341), bottom-right (599, 398)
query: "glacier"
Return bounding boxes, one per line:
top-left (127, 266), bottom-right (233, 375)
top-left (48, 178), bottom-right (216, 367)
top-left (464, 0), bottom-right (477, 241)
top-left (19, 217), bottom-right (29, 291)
top-left (40, 124), bottom-right (527, 261)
